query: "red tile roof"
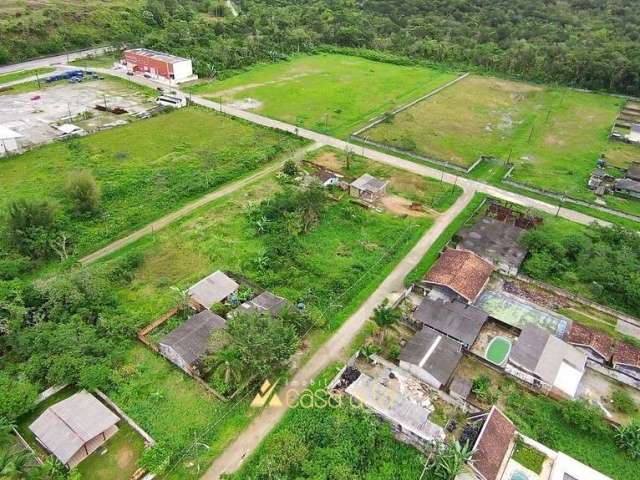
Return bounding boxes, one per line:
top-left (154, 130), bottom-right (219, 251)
top-left (425, 249), bottom-right (493, 302)
top-left (613, 342), bottom-right (640, 368)
top-left (472, 407), bottom-right (515, 480)
top-left (566, 323), bottom-right (615, 362)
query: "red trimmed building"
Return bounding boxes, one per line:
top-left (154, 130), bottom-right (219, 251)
top-left (123, 48), bottom-right (196, 83)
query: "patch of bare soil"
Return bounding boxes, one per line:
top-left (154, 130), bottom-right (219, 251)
top-left (116, 447), bottom-right (134, 468)
top-left (228, 97), bottom-right (263, 110)
top-left (381, 195), bottom-right (428, 217)
top-left (210, 72), bottom-right (312, 98)
top-left (313, 151), bottom-right (344, 172)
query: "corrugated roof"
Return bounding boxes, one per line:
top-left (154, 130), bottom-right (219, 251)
top-left (125, 48), bottom-right (189, 64)
top-left (412, 297), bottom-right (487, 346)
top-left (29, 391), bottom-right (119, 464)
top-left (615, 178), bottom-right (640, 193)
top-left (345, 373), bottom-right (445, 442)
top-left (399, 327), bottom-right (462, 386)
top-left (159, 310), bottom-right (226, 366)
top-left (472, 406), bottom-right (515, 480)
top-left (457, 217), bottom-right (528, 271)
top-left (424, 249), bottom-right (493, 303)
top-left (235, 291), bottom-right (289, 317)
top-left (350, 173), bottom-right (388, 193)
top-left (188, 271), bottom-right (239, 309)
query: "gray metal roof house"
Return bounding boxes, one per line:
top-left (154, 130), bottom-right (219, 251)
top-left (399, 327), bottom-right (463, 389)
top-left (159, 310), bottom-right (226, 375)
top-left (233, 291), bottom-right (289, 317)
top-left (506, 325), bottom-right (586, 398)
top-left (29, 390), bottom-right (120, 468)
top-left (412, 297), bottom-right (488, 348)
top-left (457, 217), bottom-right (528, 275)
top-left (188, 271), bottom-right (239, 310)
top-left (349, 173), bottom-right (389, 203)
top-left (345, 372), bottom-right (445, 446)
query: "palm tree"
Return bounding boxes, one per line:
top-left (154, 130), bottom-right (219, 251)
top-left (427, 441), bottom-right (474, 480)
top-left (0, 449), bottom-right (34, 479)
top-left (371, 299), bottom-right (401, 342)
top-left (206, 348), bottom-right (244, 389)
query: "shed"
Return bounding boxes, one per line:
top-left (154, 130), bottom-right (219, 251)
top-left (349, 173), bottom-right (388, 203)
top-left (612, 342), bottom-right (640, 381)
top-left (345, 373), bottom-right (445, 445)
top-left (506, 325), bottom-right (586, 398)
top-left (457, 217), bottom-right (528, 276)
top-left (627, 161), bottom-right (640, 182)
top-left (188, 271), bottom-right (239, 310)
top-left (399, 327), bottom-right (463, 389)
top-left (312, 169), bottom-right (341, 187)
top-left (423, 249), bottom-right (493, 303)
top-left (449, 376), bottom-right (472, 402)
top-left (626, 124), bottom-right (640, 144)
top-left (234, 291), bottom-right (289, 317)
top-left (0, 125), bottom-right (23, 156)
top-left (565, 323), bottom-right (615, 364)
top-left (158, 310), bottom-right (226, 375)
top-left (412, 297), bottom-right (487, 348)
top-left (29, 390), bottom-right (119, 468)
top-left (614, 177), bottom-right (640, 198)
top-left (470, 406), bottom-right (515, 480)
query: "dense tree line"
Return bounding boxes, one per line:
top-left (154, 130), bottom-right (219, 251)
top-left (521, 223), bottom-right (640, 316)
top-left (1, 0), bottom-right (639, 95)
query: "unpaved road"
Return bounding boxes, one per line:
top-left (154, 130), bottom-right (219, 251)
top-left (202, 188), bottom-right (476, 479)
top-left (0, 47), bottom-right (113, 75)
top-left (80, 144), bottom-right (319, 265)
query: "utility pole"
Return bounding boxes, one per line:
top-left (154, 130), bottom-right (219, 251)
top-left (103, 94), bottom-right (108, 111)
top-left (35, 71), bottom-right (41, 89)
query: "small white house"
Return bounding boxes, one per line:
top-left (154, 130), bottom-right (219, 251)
top-left (0, 125), bottom-right (24, 156)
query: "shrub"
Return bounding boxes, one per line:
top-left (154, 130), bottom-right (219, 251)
top-left (282, 159), bottom-right (299, 177)
top-left (472, 375), bottom-right (498, 403)
top-left (0, 373), bottom-right (38, 421)
top-left (559, 399), bottom-right (609, 435)
top-left (65, 170), bottom-right (101, 215)
top-left (616, 420), bottom-right (640, 459)
top-left (611, 388), bottom-right (637, 414)
top-left (6, 198), bottom-right (58, 259)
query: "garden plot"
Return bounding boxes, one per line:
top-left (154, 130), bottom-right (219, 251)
top-left (0, 78), bottom-right (155, 147)
top-left (186, 53), bottom-right (456, 138)
top-left (364, 74), bottom-right (637, 206)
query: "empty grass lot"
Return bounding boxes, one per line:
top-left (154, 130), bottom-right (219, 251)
top-left (0, 107), bottom-right (304, 259)
top-left (366, 75), bottom-right (640, 213)
top-left (95, 171), bottom-right (441, 477)
top-left (186, 53), bottom-right (457, 138)
top-left (0, 67), bottom-right (54, 84)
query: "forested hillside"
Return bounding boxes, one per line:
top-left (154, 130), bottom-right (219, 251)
top-left (1, 0), bottom-right (639, 95)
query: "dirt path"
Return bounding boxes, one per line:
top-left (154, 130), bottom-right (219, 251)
top-left (202, 188), bottom-right (475, 479)
top-left (79, 144), bottom-right (320, 265)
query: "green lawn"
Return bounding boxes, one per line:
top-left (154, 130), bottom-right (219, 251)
top-left (70, 52), bottom-right (122, 69)
top-left (0, 107), bottom-right (304, 260)
top-left (512, 441), bottom-right (546, 474)
top-left (365, 74), bottom-right (640, 216)
top-left (0, 67), bottom-right (55, 85)
top-left (228, 366), bottom-right (426, 479)
top-left (77, 423), bottom-right (146, 480)
top-left (93, 171), bottom-right (439, 477)
top-left (186, 53), bottom-right (457, 138)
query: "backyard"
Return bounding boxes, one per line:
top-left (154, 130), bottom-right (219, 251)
top-left (186, 53), bottom-right (457, 138)
top-left (0, 107), bottom-right (304, 266)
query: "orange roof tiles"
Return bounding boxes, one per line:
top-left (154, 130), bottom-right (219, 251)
top-left (425, 249), bottom-right (493, 302)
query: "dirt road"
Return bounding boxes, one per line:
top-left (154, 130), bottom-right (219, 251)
top-left (79, 144), bottom-right (319, 265)
top-left (202, 188), bottom-right (476, 479)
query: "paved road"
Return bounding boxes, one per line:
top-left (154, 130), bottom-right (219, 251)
top-left (203, 188), bottom-right (476, 479)
top-left (0, 47), bottom-right (113, 76)
top-left (79, 144), bottom-right (319, 265)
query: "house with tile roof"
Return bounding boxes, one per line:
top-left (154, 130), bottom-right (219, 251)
top-left (469, 406), bottom-right (516, 480)
top-left (565, 322), bottom-right (615, 365)
top-left (612, 342), bottom-right (640, 381)
top-left (423, 249), bottom-right (493, 304)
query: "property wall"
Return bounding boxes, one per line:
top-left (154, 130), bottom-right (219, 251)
top-left (505, 363), bottom-right (551, 393)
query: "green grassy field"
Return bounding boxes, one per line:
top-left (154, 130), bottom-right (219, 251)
top-left (365, 74), bottom-right (640, 214)
top-left (70, 52), bottom-right (122, 69)
top-left (186, 53), bottom-right (457, 138)
top-left (93, 170), bottom-right (440, 477)
top-left (0, 107), bottom-right (304, 260)
top-left (0, 67), bottom-right (54, 85)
